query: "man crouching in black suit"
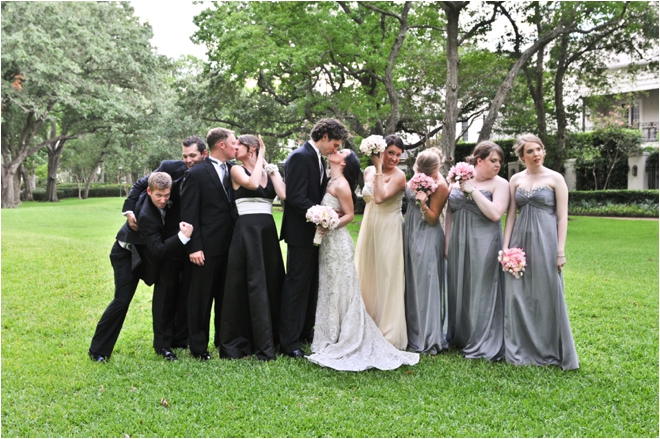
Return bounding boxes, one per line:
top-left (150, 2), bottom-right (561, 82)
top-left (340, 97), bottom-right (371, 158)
top-left (138, 172), bottom-right (194, 360)
top-left (88, 173), bottom-right (193, 362)
top-left (122, 137), bottom-right (207, 352)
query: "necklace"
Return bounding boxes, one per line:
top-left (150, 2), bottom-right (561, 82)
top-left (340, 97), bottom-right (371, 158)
top-left (328, 175), bottom-right (341, 185)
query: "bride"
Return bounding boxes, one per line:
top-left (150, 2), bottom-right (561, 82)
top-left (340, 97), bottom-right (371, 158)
top-left (306, 149), bottom-right (420, 371)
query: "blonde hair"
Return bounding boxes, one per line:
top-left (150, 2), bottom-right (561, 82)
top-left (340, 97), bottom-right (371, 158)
top-left (148, 172), bottom-right (172, 191)
top-left (413, 147), bottom-right (444, 176)
top-left (514, 133), bottom-right (545, 161)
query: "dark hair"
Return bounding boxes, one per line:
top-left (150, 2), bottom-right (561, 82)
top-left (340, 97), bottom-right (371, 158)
top-left (237, 134), bottom-right (260, 157)
top-left (466, 141), bottom-right (505, 165)
top-left (182, 136), bottom-right (206, 153)
top-left (310, 118), bottom-right (349, 143)
top-left (206, 127), bottom-right (234, 150)
top-left (343, 150), bottom-right (361, 207)
top-left (384, 134), bottom-right (405, 152)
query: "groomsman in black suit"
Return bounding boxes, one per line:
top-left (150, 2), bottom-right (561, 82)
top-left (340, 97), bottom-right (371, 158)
top-left (279, 118), bottom-right (349, 357)
top-left (88, 173), bottom-right (193, 362)
top-left (138, 172), bottom-right (194, 360)
top-left (122, 137), bottom-right (207, 350)
top-left (180, 127), bottom-right (239, 360)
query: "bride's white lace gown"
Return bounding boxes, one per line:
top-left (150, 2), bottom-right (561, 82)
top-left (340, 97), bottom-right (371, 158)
top-left (306, 193), bottom-right (420, 371)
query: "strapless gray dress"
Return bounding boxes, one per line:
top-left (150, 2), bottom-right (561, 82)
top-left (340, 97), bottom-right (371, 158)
top-left (504, 186), bottom-right (579, 370)
top-left (446, 188), bottom-right (504, 361)
top-left (403, 187), bottom-right (447, 355)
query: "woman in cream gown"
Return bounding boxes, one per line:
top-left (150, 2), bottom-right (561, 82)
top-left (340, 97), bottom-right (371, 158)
top-left (355, 135), bottom-right (408, 349)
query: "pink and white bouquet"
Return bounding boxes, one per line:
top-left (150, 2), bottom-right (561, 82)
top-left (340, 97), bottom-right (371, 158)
top-left (498, 248), bottom-right (527, 279)
top-left (408, 173), bottom-right (438, 206)
top-left (447, 162), bottom-right (475, 183)
top-left (306, 205), bottom-right (340, 245)
top-left (359, 135), bottom-right (387, 156)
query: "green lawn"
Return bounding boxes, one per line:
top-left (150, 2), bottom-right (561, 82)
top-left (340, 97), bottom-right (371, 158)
top-left (2, 198), bottom-right (658, 437)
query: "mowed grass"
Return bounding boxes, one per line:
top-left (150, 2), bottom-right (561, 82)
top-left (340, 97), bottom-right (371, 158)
top-left (1, 198), bottom-right (658, 437)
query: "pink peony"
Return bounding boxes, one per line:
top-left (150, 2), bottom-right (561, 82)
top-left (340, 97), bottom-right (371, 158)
top-left (408, 173), bottom-right (438, 206)
top-left (498, 248), bottom-right (527, 279)
top-left (447, 162), bottom-right (475, 183)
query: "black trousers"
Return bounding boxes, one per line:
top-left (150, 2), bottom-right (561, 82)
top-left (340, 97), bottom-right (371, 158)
top-left (89, 241), bottom-right (141, 357)
top-left (152, 256), bottom-right (192, 352)
top-left (279, 245), bottom-right (319, 354)
top-left (187, 253), bottom-right (229, 354)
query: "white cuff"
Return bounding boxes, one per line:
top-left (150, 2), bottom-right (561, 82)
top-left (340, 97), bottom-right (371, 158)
top-left (178, 231), bottom-right (191, 245)
top-left (123, 211), bottom-right (134, 217)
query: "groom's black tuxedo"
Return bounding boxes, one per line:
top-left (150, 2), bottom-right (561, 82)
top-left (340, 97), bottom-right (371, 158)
top-left (280, 142), bottom-right (329, 246)
top-left (180, 157), bottom-right (237, 354)
top-left (279, 141), bottom-right (329, 354)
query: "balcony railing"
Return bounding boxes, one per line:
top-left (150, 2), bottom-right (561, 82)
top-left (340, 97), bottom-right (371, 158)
top-left (632, 122), bottom-right (658, 142)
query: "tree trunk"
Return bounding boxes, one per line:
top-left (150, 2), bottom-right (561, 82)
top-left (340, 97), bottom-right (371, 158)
top-left (83, 149), bottom-right (106, 199)
top-left (14, 164), bottom-right (23, 204)
top-left (21, 162), bottom-right (35, 201)
top-left (440, 2), bottom-right (463, 172)
top-left (45, 124), bottom-right (68, 202)
top-left (1, 160), bottom-right (22, 208)
top-left (552, 33), bottom-right (570, 172)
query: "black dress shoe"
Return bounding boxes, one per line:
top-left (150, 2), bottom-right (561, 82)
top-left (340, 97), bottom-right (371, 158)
top-left (88, 350), bottom-right (109, 362)
top-left (192, 351), bottom-right (211, 361)
top-left (159, 348), bottom-right (178, 361)
top-left (285, 349), bottom-right (305, 358)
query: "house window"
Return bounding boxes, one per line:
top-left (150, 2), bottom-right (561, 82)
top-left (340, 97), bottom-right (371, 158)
top-left (624, 100), bottom-right (641, 128)
top-left (461, 121), bottom-right (469, 142)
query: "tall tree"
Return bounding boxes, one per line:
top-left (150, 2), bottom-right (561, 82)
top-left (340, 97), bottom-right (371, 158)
top-left (477, 1), bottom-right (640, 144)
top-left (1, 2), bottom-right (162, 207)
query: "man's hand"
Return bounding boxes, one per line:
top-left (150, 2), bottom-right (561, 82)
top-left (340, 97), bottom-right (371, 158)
top-left (126, 212), bottom-right (139, 231)
top-left (179, 221), bottom-right (193, 239)
top-left (189, 250), bottom-right (205, 266)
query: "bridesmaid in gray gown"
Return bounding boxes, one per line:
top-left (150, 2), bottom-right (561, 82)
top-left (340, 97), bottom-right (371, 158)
top-left (404, 148), bottom-right (450, 354)
top-left (502, 133), bottom-right (579, 371)
top-left (445, 141), bottom-right (510, 361)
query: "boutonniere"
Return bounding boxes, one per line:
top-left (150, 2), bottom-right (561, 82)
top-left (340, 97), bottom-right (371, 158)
top-left (166, 200), bottom-right (173, 209)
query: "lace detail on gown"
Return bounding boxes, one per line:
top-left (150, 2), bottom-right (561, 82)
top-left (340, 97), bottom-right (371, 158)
top-left (307, 193), bottom-right (419, 371)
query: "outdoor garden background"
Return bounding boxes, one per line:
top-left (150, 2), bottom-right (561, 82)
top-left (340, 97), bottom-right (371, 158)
top-left (2, 2), bottom-right (658, 437)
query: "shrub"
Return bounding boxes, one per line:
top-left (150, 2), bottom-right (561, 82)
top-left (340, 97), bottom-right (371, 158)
top-left (569, 190), bottom-right (658, 204)
top-left (29, 184), bottom-right (127, 201)
top-left (568, 190), bottom-right (659, 218)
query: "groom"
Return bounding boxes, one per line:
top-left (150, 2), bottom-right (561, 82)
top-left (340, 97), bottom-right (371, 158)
top-left (279, 118), bottom-right (349, 357)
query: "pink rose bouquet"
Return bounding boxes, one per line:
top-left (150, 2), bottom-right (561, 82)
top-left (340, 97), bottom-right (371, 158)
top-left (498, 248), bottom-right (527, 279)
top-left (408, 173), bottom-right (438, 206)
top-left (447, 162), bottom-right (475, 183)
top-left (306, 205), bottom-right (340, 245)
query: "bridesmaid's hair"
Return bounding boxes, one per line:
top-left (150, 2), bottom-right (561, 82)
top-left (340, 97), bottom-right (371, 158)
top-left (384, 134), bottom-right (405, 153)
top-left (413, 148), bottom-right (444, 176)
top-left (466, 141), bottom-right (505, 165)
top-left (237, 134), bottom-right (260, 157)
top-left (343, 149), bottom-right (361, 207)
top-left (513, 133), bottom-right (544, 160)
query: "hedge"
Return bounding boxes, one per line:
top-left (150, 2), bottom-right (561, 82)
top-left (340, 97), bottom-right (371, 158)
top-left (568, 190), bottom-right (659, 205)
top-left (28, 185), bottom-right (126, 201)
